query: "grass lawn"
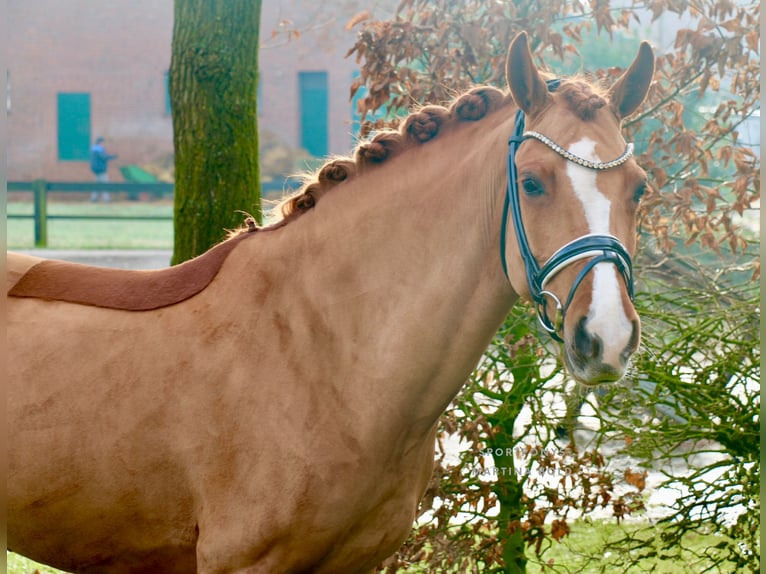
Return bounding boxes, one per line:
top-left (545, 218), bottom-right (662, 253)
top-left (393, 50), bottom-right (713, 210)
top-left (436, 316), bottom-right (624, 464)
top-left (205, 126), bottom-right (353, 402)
top-left (7, 552), bottom-right (66, 574)
top-left (524, 519), bottom-right (746, 573)
top-left (390, 519), bottom-right (746, 573)
top-left (7, 200), bottom-right (174, 249)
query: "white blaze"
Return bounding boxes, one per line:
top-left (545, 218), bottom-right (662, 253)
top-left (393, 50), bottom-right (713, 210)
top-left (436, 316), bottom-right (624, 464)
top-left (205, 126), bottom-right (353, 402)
top-left (566, 138), bottom-right (632, 367)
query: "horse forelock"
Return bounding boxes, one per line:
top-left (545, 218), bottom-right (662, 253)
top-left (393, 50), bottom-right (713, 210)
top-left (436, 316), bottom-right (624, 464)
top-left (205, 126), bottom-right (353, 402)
top-left (556, 78), bottom-right (608, 122)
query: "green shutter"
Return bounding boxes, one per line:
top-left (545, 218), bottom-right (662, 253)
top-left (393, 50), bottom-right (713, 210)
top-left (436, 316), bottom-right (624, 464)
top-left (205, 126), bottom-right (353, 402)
top-left (299, 71), bottom-right (328, 157)
top-left (349, 70), bottom-right (394, 145)
top-left (165, 71), bottom-right (171, 114)
top-left (351, 70), bottom-right (362, 142)
top-left (57, 93), bottom-right (91, 161)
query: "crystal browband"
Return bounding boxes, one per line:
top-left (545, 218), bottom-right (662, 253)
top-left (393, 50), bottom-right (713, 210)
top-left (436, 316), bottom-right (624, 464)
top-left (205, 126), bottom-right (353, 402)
top-left (523, 130), bottom-right (635, 170)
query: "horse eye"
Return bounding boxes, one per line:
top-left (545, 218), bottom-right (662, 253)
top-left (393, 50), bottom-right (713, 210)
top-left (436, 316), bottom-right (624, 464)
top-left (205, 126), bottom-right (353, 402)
top-left (633, 182), bottom-right (647, 203)
top-left (522, 178), bottom-right (544, 196)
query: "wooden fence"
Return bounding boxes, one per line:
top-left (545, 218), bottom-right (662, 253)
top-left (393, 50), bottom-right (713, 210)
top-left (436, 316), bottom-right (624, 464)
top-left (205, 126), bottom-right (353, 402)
top-left (8, 179), bottom-right (295, 247)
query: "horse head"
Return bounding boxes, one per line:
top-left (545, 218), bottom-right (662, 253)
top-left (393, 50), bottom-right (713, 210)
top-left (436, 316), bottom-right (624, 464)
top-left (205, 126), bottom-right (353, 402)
top-left (503, 32), bottom-right (654, 385)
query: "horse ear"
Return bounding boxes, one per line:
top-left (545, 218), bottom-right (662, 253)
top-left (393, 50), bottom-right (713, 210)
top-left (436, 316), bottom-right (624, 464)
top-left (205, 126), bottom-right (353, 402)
top-left (506, 31), bottom-right (550, 117)
top-left (607, 41), bottom-right (655, 120)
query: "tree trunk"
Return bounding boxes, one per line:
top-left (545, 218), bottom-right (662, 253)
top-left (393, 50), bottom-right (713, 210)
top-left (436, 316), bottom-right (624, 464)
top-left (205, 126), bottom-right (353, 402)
top-left (170, 0), bottom-right (261, 265)
top-left (489, 408), bottom-right (528, 574)
top-left (486, 321), bottom-right (543, 574)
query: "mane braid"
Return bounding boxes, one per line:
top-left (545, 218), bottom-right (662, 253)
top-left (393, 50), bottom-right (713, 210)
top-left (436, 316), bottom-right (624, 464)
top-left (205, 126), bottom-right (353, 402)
top-left (228, 85), bottom-right (511, 237)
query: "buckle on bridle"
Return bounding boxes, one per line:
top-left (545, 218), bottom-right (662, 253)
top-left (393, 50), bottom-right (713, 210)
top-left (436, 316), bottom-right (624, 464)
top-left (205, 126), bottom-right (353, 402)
top-left (537, 290), bottom-right (564, 339)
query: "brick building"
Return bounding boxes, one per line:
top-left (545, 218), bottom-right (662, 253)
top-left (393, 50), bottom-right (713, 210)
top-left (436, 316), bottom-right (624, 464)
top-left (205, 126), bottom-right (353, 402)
top-left (7, 1), bottom-right (389, 182)
top-left (11, 3), bottom-right (724, 184)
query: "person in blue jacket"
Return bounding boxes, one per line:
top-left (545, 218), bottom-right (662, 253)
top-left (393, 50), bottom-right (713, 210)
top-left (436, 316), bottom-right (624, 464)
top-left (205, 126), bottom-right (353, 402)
top-left (90, 137), bottom-right (118, 202)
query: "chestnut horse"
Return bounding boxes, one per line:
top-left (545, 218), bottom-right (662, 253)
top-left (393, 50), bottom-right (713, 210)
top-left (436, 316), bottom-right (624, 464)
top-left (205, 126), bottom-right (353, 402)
top-left (7, 33), bottom-right (654, 573)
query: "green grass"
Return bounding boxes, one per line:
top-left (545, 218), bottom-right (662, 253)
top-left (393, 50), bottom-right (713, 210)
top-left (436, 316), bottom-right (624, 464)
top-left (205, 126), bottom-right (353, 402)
top-left (390, 519), bottom-right (747, 573)
top-left (524, 519), bottom-right (748, 573)
top-left (7, 200), bottom-right (174, 249)
top-left (7, 552), bottom-right (67, 574)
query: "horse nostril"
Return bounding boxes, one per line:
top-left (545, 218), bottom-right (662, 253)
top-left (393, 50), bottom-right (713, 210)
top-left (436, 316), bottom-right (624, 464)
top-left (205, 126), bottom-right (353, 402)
top-left (574, 317), bottom-right (602, 361)
top-left (623, 319), bottom-right (641, 359)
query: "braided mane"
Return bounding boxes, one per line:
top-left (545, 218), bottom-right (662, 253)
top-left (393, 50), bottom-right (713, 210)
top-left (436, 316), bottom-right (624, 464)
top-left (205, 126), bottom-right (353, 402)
top-left (280, 85), bottom-right (511, 218)
top-left (231, 76), bottom-right (607, 237)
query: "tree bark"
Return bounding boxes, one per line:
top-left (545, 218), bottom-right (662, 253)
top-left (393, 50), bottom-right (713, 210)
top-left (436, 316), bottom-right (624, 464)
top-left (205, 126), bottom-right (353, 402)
top-left (486, 321), bottom-right (542, 574)
top-left (170, 0), bottom-right (261, 264)
top-left (489, 398), bottom-right (529, 574)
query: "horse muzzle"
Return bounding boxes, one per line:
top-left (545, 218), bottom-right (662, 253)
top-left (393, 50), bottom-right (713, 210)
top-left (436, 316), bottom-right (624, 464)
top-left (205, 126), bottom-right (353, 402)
top-left (564, 313), bottom-right (641, 386)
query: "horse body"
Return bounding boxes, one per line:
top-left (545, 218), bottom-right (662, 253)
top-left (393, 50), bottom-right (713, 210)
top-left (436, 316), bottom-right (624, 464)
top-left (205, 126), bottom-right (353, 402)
top-left (8, 33), bottom-right (654, 572)
top-left (8, 110), bottom-right (518, 572)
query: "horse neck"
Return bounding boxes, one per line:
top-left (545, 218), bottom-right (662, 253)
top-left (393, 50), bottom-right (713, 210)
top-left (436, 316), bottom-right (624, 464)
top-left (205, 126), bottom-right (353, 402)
top-left (246, 115), bottom-right (518, 437)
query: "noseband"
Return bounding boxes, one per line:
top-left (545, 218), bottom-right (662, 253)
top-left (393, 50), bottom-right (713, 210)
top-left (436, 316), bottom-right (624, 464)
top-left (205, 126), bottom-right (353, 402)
top-left (500, 81), bottom-right (635, 342)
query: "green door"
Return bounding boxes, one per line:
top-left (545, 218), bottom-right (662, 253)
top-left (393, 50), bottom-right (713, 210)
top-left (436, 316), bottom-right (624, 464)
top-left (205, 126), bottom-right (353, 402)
top-left (57, 92), bottom-right (91, 161)
top-left (299, 72), bottom-right (328, 157)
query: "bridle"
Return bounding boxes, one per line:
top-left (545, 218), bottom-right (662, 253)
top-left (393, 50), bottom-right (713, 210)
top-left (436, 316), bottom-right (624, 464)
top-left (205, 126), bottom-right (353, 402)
top-left (500, 80), bottom-right (635, 342)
